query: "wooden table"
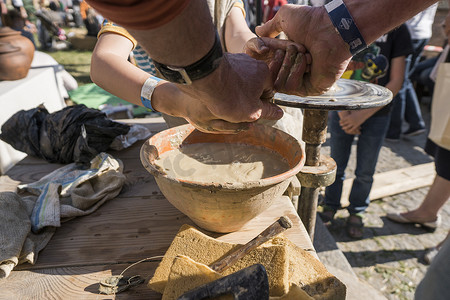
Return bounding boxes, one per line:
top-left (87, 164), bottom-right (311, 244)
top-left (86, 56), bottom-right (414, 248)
top-left (0, 118), bottom-right (315, 299)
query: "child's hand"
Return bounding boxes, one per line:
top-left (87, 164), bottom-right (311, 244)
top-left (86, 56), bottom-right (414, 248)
top-left (338, 111), bottom-right (364, 135)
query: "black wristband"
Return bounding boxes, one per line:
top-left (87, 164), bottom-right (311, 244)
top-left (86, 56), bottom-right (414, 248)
top-left (153, 30), bottom-right (223, 85)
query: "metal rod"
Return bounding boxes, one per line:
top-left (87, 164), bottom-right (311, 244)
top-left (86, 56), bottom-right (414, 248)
top-left (298, 109), bottom-right (330, 238)
top-left (298, 187), bottom-right (320, 239)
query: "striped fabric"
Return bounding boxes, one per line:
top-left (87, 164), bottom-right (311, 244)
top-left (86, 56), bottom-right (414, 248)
top-left (133, 45), bottom-right (158, 76)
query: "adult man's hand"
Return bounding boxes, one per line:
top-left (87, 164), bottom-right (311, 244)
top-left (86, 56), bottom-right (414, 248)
top-left (243, 37), bottom-right (312, 92)
top-left (256, 4), bottom-right (352, 96)
top-left (177, 53), bottom-right (284, 126)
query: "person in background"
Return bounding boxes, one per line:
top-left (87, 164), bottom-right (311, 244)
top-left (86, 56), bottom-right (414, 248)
top-left (3, 8), bottom-right (36, 45)
top-left (409, 6), bottom-right (450, 298)
top-left (387, 5), bottom-right (450, 268)
top-left (321, 24), bottom-right (413, 239)
top-left (263, 0), bottom-right (287, 24)
top-left (90, 0), bottom-right (309, 135)
top-left (386, 4), bottom-right (438, 141)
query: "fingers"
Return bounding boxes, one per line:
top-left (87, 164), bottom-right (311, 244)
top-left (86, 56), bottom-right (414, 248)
top-left (284, 53), bottom-right (307, 92)
top-left (268, 49), bottom-right (285, 82)
top-left (274, 45), bottom-right (297, 91)
top-left (259, 101), bottom-right (284, 120)
top-left (201, 120), bottom-right (252, 134)
top-left (244, 37), bottom-right (269, 58)
top-left (256, 14), bottom-right (283, 38)
top-left (259, 37), bottom-right (306, 53)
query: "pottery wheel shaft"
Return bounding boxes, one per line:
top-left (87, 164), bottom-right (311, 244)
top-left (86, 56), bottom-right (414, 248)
top-left (273, 79), bottom-right (393, 239)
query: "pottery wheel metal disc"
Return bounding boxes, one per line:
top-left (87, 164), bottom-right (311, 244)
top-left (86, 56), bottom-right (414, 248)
top-left (273, 78), bottom-right (393, 111)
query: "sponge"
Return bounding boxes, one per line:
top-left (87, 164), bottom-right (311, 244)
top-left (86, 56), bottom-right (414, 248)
top-left (148, 224), bottom-right (290, 296)
top-left (149, 224), bottom-right (236, 294)
top-left (270, 284), bottom-right (314, 300)
top-left (162, 255), bottom-right (232, 300)
top-left (268, 236), bottom-right (346, 300)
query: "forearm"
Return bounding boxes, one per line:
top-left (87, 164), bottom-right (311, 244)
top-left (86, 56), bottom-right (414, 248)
top-left (385, 78), bottom-right (403, 98)
top-left (91, 53), bottom-right (149, 106)
top-left (385, 56), bottom-right (406, 97)
top-left (225, 7), bottom-right (256, 53)
top-left (91, 48), bottom-right (187, 116)
top-left (344, 0), bottom-right (438, 45)
top-left (127, 0), bottom-right (215, 66)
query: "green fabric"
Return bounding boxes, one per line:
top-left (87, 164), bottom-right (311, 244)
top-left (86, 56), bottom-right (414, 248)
top-left (68, 83), bottom-right (153, 117)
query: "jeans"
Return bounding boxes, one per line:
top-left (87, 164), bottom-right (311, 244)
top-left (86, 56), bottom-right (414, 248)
top-left (387, 39), bottom-right (427, 139)
top-left (324, 111), bottom-right (390, 214)
top-left (412, 56), bottom-right (439, 96)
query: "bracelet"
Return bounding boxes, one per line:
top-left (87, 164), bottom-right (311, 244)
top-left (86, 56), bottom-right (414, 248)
top-left (152, 30), bottom-right (223, 85)
top-left (325, 0), bottom-right (367, 55)
top-left (141, 76), bottom-right (162, 111)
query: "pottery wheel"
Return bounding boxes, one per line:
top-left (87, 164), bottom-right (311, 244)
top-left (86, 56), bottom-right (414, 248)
top-left (273, 78), bottom-right (393, 110)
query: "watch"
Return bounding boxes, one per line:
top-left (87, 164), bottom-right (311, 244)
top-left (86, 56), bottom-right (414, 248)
top-left (152, 30), bottom-right (223, 85)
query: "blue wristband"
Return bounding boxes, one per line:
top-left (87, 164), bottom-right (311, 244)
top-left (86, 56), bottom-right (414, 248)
top-left (140, 76), bottom-right (162, 111)
top-left (325, 0), bottom-right (367, 55)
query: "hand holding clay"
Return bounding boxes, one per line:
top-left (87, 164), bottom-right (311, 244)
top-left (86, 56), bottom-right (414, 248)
top-left (244, 37), bottom-right (312, 95)
top-left (177, 53), bottom-right (283, 127)
top-left (256, 4), bottom-right (352, 96)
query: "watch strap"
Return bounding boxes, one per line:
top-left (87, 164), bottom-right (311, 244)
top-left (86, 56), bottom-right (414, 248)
top-left (153, 30), bottom-right (223, 84)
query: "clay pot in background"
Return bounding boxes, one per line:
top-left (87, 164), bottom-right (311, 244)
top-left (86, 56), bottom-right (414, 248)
top-left (0, 27), bottom-right (35, 80)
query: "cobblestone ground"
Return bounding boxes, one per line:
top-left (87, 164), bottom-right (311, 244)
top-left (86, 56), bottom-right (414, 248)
top-left (320, 103), bottom-right (450, 300)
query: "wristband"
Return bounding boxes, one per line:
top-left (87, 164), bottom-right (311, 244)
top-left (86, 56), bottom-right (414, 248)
top-left (152, 30), bottom-right (223, 85)
top-left (141, 76), bottom-right (162, 111)
top-left (325, 0), bottom-right (367, 55)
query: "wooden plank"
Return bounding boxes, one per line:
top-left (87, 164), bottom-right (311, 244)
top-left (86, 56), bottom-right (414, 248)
top-left (5, 162), bottom-right (63, 185)
top-left (340, 163), bottom-right (434, 207)
top-left (0, 262), bottom-right (162, 299)
top-left (0, 199), bottom-right (313, 300)
top-left (15, 194), bottom-right (313, 270)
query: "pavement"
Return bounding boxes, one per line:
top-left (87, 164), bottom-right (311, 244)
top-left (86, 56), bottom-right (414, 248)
top-left (312, 98), bottom-right (450, 300)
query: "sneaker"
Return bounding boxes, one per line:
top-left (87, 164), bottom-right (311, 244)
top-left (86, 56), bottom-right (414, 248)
top-left (403, 128), bottom-right (426, 137)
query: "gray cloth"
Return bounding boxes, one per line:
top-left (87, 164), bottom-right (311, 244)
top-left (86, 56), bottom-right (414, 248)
top-left (0, 153), bottom-right (126, 279)
top-left (415, 236), bottom-right (450, 300)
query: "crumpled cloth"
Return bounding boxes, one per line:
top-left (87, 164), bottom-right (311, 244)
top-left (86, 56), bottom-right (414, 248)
top-left (0, 153), bottom-right (126, 279)
top-left (0, 104), bottom-right (130, 166)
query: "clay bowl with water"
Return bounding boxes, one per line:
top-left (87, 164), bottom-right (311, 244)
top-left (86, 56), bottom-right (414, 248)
top-left (140, 124), bottom-right (305, 233)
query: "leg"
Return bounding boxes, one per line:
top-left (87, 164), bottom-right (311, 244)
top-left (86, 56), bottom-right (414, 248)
top-left (324, 111), bottom-right (354, 211)
top-left (387, 139), bottom-right (450, 226)
top-left (399, 174), bottom-right (450, 222)
top-left (386, 92), bottom-right (405, 139)
top-left (346, 114), bottom-right (389, 238)
top-left (404, 39), bottom-right (428, 133)
top-left (348, 114), bottom-right (390, 214)
top-left (404, 79), bottom-right (426, 133)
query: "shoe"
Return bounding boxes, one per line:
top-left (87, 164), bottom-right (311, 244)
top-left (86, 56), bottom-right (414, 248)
top-left (424, 246), bottom-right (440, 265)
top-left (318, 205), bottom-right (337, 228)
top-left (346, 213), bottom-right (364, 239)
top-left (403, 128), bottom-right (426, 137)
top-left (386, 212), bottom-right (441, 229)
